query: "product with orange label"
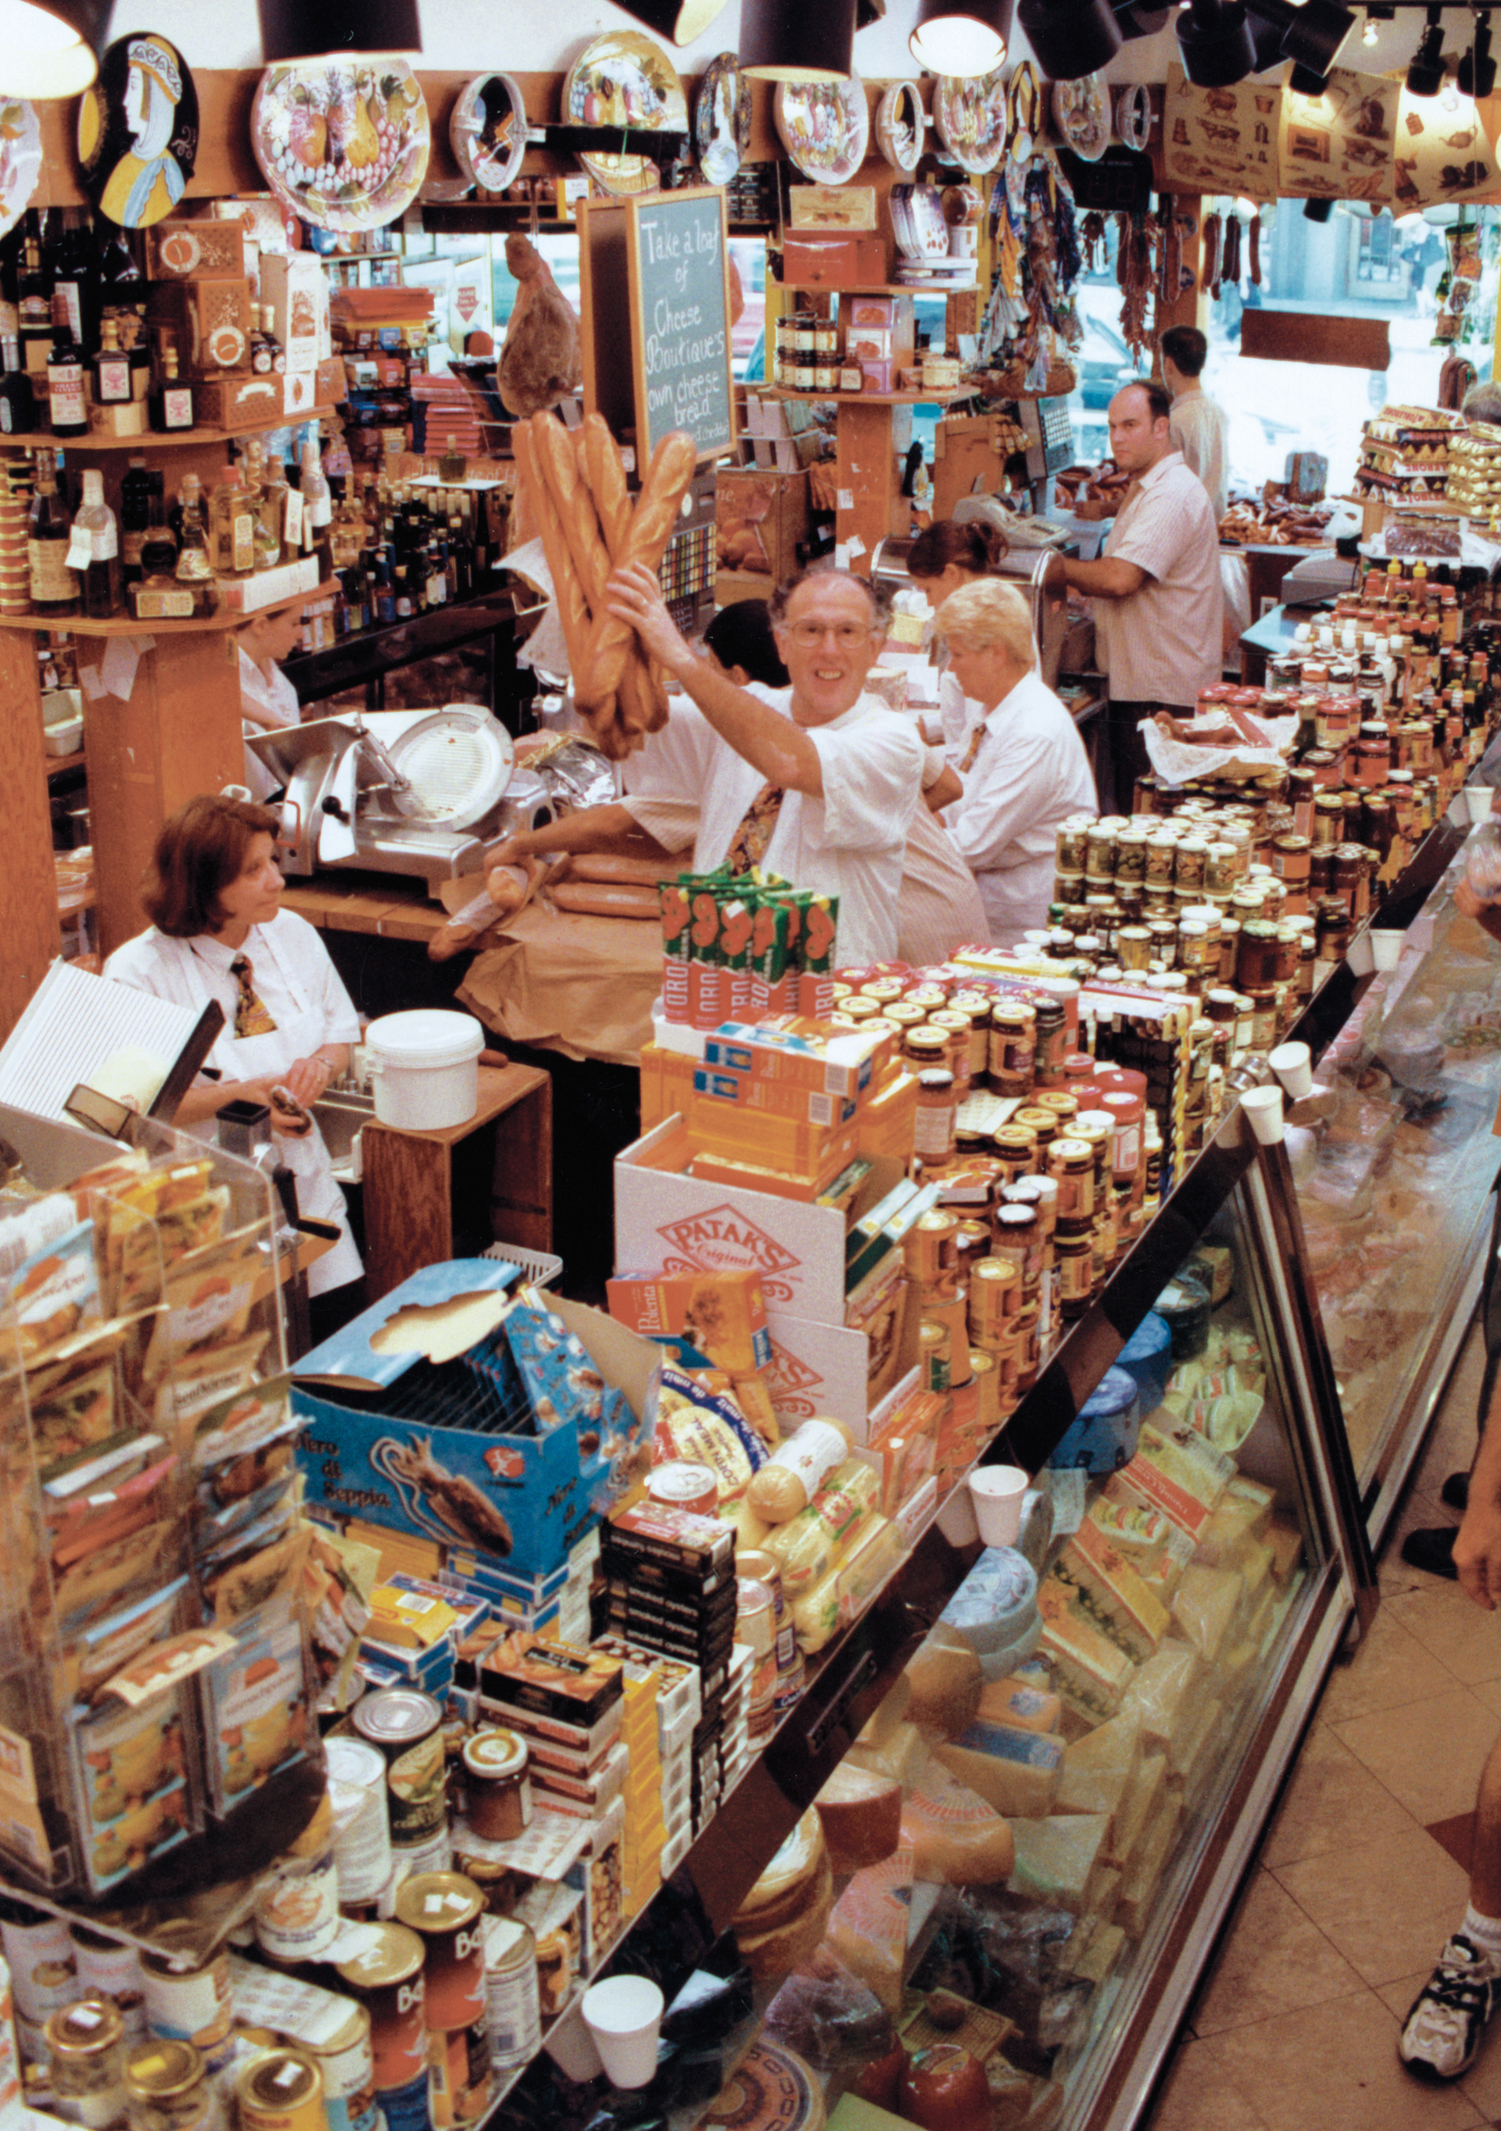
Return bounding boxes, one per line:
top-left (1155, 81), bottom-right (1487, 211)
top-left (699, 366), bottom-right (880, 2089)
top-left (760, 1458), bottom-right (880, 1593)
top-left (747, 1419), bottom-right (857, 1523)
top-left (608, 1269), bottom-right (773, 1377)
top-left (824, 1844), bottom-right (915, 2015)
top-left (899, 1760), bottom-right (1016, 1885)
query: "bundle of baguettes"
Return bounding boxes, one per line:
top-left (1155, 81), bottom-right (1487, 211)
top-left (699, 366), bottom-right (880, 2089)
top-left (512, 409), bottom-right (697, 759)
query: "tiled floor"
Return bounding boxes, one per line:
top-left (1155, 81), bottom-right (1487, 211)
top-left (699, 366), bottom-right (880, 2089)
top-left (1141, 1320), bottom-right (1501, 2131)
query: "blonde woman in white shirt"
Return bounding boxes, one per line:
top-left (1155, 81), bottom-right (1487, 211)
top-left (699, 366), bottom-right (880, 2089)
top-left (934, 577), bottom-right (1097, 945)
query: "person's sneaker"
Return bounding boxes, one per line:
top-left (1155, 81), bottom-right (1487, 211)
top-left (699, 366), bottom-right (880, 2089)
top-left (1400, 1526), bottom-right (1459, 1579)
top-left (1443, 1472), bottom-right (1471, 1512)
top-left (1399, 1935), bottom-right (1501, 2080)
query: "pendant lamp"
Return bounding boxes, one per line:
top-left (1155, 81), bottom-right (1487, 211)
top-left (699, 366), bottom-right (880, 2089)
top-left (603, 0), bottom-right (731, 40)
top-left (1016, 0), bottom-right (1121, 80)
top-left (909, 0), bottom-right (1012, 77)
top-left (257, 0), bottom-right (421, 62)
top-left (741, 0), bottom-right (858, 80)
top-left (1175, 0), bottom-right (1257, 86)
top-left (0, 0), bottom-right (102, 96)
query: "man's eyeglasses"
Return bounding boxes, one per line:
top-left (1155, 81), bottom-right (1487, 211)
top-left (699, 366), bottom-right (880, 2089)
top-left (783, 622), bottom-right (878, 649)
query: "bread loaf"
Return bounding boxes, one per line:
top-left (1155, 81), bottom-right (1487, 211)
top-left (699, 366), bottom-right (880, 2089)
top-left (512, 423), bottom-right (592, 686)
top-left (569, 853), bottom-right (673, 887)
top-left (585, 426), bottom-right (699, 704)
top-left (582, 412), bottom-right (633, 561)
top-left (551, 881), bottom-right (660, 920)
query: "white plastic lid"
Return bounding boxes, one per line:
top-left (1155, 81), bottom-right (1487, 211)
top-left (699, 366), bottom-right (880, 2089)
top-left (366, 1009), bottom-right (484, 1068)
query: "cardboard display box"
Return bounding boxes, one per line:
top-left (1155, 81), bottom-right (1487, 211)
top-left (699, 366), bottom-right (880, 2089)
top-left (716, 466), bottom-right (811, 584)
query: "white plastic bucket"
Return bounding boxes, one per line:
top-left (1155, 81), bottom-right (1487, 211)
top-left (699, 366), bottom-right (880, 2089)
top-left (365, 1010), bottom-right (484, 1130)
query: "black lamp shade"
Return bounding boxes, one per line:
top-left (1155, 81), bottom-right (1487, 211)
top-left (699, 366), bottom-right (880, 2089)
top-left (45, 0), bottom-right (112, 52)
top-left (909, 0), bottom-right (1012, 76)
top-left (1303, 194), bottom-right (1335, 220)
top-left (1175, 0), bottom-right (1257, 86)
top-left (1113, 0), bottom-right (1170, 38)
top-left (741, 0), bottom-right (857, 76)
top-left (1016, 0), bottom-right (1120, 78)
top-left (258, 0), bottom-right (421, 61)
top-left (598, 0), bottom-right (732, 40)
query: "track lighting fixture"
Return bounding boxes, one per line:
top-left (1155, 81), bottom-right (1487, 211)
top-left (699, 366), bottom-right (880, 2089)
top-left (1015, 0), bottom-right (1122, 76)
top-left (741, 0), bottom-right (858, 78)
top-left (1176, 0), bottom-right (1258, 86)
top-left (908, 0), bottom-right (1012, 76)
top-left (1406, 5), bottom-right (1447, 94)
top-left (1459, 9), bottom-right (1495, 97)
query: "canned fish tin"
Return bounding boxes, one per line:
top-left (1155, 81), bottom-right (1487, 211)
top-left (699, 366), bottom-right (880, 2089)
top-left (307, 2006), bottom-right (377, 2131)
top-left (333, 1925), bottom-right (426, 2092)
top-left (122, 2040), bottom-right (213, 2131)
top-left (645, 1462), bottom-right (718, 1517)
top-left (325, 1738), bottom-right (392, 1907)
top-left (3, 1908), bottom-right (77, 2024)
top-left (426, 2023), bottom-right (489, 2129)
top-left (352, 1691), bottom-right (445, 1850)
top-left (481, 1919), bottom-right (539, 2072)
top-left (459, 1732), bottom-right (531, 1845)
top-left (236, 2049), bottom-right (322, 2131)
top-left (141, 1948), bottom-right (232, 2076)
top-left (393, 1876), bottom-right (485, 2034)
top-left (70, 1934), bottom-right (144, 2042)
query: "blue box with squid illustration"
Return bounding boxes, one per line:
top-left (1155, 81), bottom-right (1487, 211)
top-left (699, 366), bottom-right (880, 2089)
top-left (291, 1260), bottom-right (658, 1579)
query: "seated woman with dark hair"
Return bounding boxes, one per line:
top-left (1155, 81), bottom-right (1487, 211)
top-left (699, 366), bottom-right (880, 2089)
top-left (104, 794), bottom-right (363, 1321)
top-left (905, 517), bottom-right (1012, 770)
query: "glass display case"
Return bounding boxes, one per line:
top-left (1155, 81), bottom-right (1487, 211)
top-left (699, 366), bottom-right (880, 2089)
top-left (1293, 815), bottom-right (1501, 1538)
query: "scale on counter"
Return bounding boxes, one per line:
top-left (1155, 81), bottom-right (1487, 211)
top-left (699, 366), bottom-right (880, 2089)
top-left (247, 705), bottom-right (552, 896)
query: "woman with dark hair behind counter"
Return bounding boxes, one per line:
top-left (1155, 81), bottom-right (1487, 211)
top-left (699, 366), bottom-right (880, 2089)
top-left (906, 518), bottom-right (1011, 756)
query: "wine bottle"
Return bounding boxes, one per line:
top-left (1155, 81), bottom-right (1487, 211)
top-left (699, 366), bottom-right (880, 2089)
top-left (17, 237), bottom-right (51, 377)
top-left (0, 336), bottom-right (36, 436)
top-left (27, 450), bottom-right (76, 616)
top-left (147, 340), bottom-right (194, 434)
top-left (91, 318), bottom-right (131, 407)
top-left (45, 325), bottom-right (86, 437)
top-left (71, 468), bottom-right (122, 619)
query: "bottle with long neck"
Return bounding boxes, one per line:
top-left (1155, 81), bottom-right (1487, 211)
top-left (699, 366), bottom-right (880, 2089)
top-left (26, 448), bottom-right (75, 615)
top-left (260, 452), bottom-right (289, 555)
top-left (72, 467), bottom-right (121, 619)
top-left (173, 472), bottom-right (214, 615)
top-left (208, 463), bottom-right (255, 577)
top-left (17, 237), bottom-right (51, 376)
top-left (0, 336), bottom-right (36, 436)
top-left (241, 442), bottom-right (280, 570)
top-left (45, 321), bottom-right (86, 437)
top-left (299, 437), bottom-right (332, 576)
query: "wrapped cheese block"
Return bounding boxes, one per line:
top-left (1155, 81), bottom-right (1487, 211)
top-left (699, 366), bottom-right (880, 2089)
top-left (1045, 1518), bottom-right (1170, 1663)
top-left (814, 1763), bottom-right (904, 1875)
top-left (1009, 1811), bottom-right (1110, 1916)
top-left (904, 1623), bottom-right (983, 1741)
top-left (848, 1718), bottom-right (929, 1791)
top-left (899, 1762), bottom-right (1015, 1885)
top-left (1170, 1563), bottom-right (1241, 1663)
top-left (977, 1676), bottom-right (1062, 1735)
top-left (853, 1676), bottom-right (911, 1753)
top-left (1055, 1710), bottom-right (1143, 1820)
top-left (1102, 1748), bottom-right (1167, 1872)
top-left (1035, 1580), bottom-right (1137, 1723)
top-left (933, 1721), bottom-right (1064, 1819)
top-left (1118, 1642), bottom-right (1202, 1761)
top-left (825, 1847), bottom-right (915, 2015)
top-left (1117, 1801), bottom-right (1182, 1939)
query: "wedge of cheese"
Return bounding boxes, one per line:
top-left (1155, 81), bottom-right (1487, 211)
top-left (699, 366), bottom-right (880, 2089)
top-left (1103, 1749), bottom-right (1167, 1872)
top-left (978, 1676), bottom-right (1062, 1736)
top-left (848, 1717), bottom-right (929, 1791)
top-left (933, 1722), bottom-right (1064, 1819)
top-left (825, 1846), bottom-right (915, 2015)
top-left (1036, 1580), bottom-right (1137, 1723)
top-left (905, 1623), bottom-right (983, 1741)
top-left (1009, 1812), bottom-right (1110, 1917)
top-left (1117, 1800), bottom-right (1182, 1939)
top-left (1048, 1518), bottom-right (1170, 1663)
top-left (814, 1762), bottom-right (904, 1875)
top-left (900, 1761), bottom-right (1015, 1885)
top-left (1170, 1563), bottom-right (1241, 1664)
top-left (1056, 1710), bottom-right (1143, 1821)
top-left (1118, 1642), bottom-right (1202, 1761)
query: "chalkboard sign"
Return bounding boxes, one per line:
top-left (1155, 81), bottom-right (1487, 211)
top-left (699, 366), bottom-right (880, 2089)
top-left (579, 186), bottom-right (737, 465)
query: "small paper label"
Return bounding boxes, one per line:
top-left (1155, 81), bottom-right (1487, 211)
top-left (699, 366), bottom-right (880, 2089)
top-left (65, 527), bottom-right (92, 570)
top-left (284, 489), bottom-right (304, 548)
top-left (837, 488), bottom-right (855, 511)
top-left (846, 533), bottom-right (866, 558)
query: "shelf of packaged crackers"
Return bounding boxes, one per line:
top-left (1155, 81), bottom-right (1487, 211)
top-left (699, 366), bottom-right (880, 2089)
top-left (0, 406), bottom-right (340, 455)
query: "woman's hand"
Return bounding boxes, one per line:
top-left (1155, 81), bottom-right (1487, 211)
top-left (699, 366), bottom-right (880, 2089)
top-left (272, 1054), bottom-right (334, 1123)
top-left (606, 560), bottom-right (690, 673)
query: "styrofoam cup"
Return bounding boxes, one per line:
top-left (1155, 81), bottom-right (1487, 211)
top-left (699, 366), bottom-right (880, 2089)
top-left (542, 2007), bottom-right (604, 2083)
top-left (1347, 930), bottom-right (1375, 975)
top-left (968, 1464), bottom-right (1030, 1547)
top-left (1466, 785), bottom-right (1495, 824)
top-left (581, 1975), bottom-right (665, 2089)
top-left (1240, 1084), bottom-right (1284, 1145)
top-left (936, 1485), bottom-right (980, 1547)
top-left (1370, 930), bottom-right (1404, 971)
top-left (1268, 1041), bottom-right (1313, 1099)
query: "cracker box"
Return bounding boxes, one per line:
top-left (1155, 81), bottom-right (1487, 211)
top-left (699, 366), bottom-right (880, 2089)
top-left (292, 1261), bottom-right (657, 1579)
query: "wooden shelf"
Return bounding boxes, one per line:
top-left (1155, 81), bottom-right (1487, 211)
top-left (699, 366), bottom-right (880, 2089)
top-left (0, 609), bottom-right (241, 638)
top-left (764, 385), bottom-right (972, 405)
top-left (776, 282), bottom-right (977, 296)
top-left (44, 750), bottom-right (85, 776)
top-left (0, 406), bottom-right (340, 453)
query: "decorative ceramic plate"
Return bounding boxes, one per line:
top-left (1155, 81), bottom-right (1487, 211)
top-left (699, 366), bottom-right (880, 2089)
top-left (1115, 82), bottom-right (1151, 151)
top-left (450, 72), bottom-right (526, 194)
top-left (1052, 74), bottom-right (1110, 160)
top-left (563, 30), bottom-right (686, 197)
top-left (773, 72), bottom-right (869, 186)
top-left (0, 99), bottom-right (40, 242)
top-left (77, 34), bottom-right (198, 229)
top-left (891, 182), bottom-right (950, 260)
top-left (251, 60), bottom-right (430, 234)
top-left (695, 53), bottom-right (748, 187)
top-left (933, 70), bottom-right (1007, 174)
top-left (875, 80), bottom-right (927, 174)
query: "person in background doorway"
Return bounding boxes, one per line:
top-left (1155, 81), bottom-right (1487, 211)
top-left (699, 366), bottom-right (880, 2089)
top-left (1159, 324), bottom-right (1229, 520)
top-left (1045, 381), bottom-right (1222, 814)
top-left (1465, 379), bottom-right (1501, 426)
top-left (930, 577), bottom-right (1096, 943)
top-left (237, 601), bottom-right (304, 802)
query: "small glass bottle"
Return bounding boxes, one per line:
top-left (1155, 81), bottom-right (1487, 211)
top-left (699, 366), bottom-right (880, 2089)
top-left (208, 464), bottom-right (255, 577)
top-left (72, 468), bottom-right (122, 618)
top-left (172, 472), bottom-right (215, 615)
top-left (27, 448), bottom-right (76, 614)
top-left (147, 341), bottom-right (194, 433)
top-left (91, 318), bottom-right (132, 406)
top-left (45, 324), bottom-right (87, 436)
top-left (0, 335), bottom-right (36, 435)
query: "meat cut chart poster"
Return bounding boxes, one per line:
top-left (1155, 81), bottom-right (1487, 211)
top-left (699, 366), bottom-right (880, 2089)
top-left (1163, 66), bottom-right (1280, 202)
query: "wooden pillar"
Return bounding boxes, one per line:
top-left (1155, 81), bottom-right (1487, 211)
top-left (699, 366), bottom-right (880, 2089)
top-left (0, 632), bottom-right (62, 1042)
top-left (837, 401), bottom-right (910, 574)
top-left (79, 629), bottom-right (245, 959)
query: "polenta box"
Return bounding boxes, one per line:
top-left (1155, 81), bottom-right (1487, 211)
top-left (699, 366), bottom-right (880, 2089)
top-left (291, 1261), bottom-right (658, 1580)
top-left (67, 1685), bottom-right (193, 1895)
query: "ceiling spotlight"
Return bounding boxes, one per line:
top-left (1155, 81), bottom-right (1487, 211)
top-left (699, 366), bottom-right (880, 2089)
top-left (1459, 10), bottom-right (1495, 96)
top-left (1406, 4), bottom-right (1447, 94)
top-left (0, 0), bottom-right (100, 93)
top-left (1015, 0), bottom-right (1122, 76)
top-left (1113, 0), bottom-right (1171, 33)
top-left (258, 0), bottom-right (420, 59)
top-left (909, 0), bottom-right (1012, 75)
top-left (1243, 0), bottom-right (1356, 92)
top-left (741, 0), bottom-right (858, 76)
top-left (1176, 0), bottom-right (1258, 86)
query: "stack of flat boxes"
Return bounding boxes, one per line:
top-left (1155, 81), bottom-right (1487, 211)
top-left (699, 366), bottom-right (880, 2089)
top-left (601, 1507), bottom-right (737, 1838)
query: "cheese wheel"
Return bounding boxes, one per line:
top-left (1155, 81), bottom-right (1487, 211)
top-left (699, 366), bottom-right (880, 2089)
top-left (736, 1850), bottom-right (834, 1983)
top-left (735, 1809), bottom-right (827, 1933)
top-left (899, 1763), bottom-right (1015, 1885)
top-left (813, 1763), bottom-right (903, 1874)
top-left (551, 880), bottom-right (661, 919)
top-left (904, 1624), bottom-right (982, 1741)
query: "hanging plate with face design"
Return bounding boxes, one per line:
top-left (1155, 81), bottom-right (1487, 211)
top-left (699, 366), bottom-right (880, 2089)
top-left (77, 33), bottom-right (198, 230)
top-left (695, 54), bottom-right (749, 188)
top-left (251, 60), bottom-right (431, 234)
top-left (933, 70), bottom-right (1007, 174)
top-left (450, 73), bottom-right (527, 195)
top-left (0, 99), bottom-right (41, 242)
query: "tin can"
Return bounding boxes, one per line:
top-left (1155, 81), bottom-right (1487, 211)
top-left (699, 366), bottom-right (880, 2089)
top-left (333, 1925), bottom-right (426, 2093)
top-left (69, 1934), bottom-right (144, 2043)
top-left (306, 2008), bottom-right (376, 2131)
top-left (236, 2049), bottom-right (322, 2131)
top-left (3, 1909), bottom-right (77, 2025)
top-left (646, 1462), bottom-right (718, 1517)
top-left (353, 1691), bottom-right (446, 1851)
top-left (903, 1208), bottom-right (959, 1296)
top-left (427, 2023), bottom-right (489, 2130)
top-left (459, 1732), bottom-right (531, 1845)
top-left (393, 1876), bottom-right (485, 2033)
top-left (325, 1738), bottom-right (393, 1907)
top-left (919, 1320), bottom-right (951, 1394)
top-left (141, 1949), bottom-right (232, 2077)
top-left (122, 2040), bottom-right (214, 2131)
top-left (480, 1919), bottom-right (540, 2072)
top-left (256, 1794), bottom-right (340, 1965)
top-left (373, 2075), bottom-right (427, 2131)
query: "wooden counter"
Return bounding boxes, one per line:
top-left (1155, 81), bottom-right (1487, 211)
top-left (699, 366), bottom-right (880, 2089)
top-left (282, 872), bottom-right (450, 944)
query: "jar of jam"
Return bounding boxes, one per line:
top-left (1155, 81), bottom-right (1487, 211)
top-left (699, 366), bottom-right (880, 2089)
top-left (903, 1026), bottom-right (948, 1074)
top-left (989, 1003), bottom-right (1035, 1090)
top-left (1054, 869), bottom-right (1086, 905)
top-left (1236, 921), bottom-right (1280, 991)
top-left (1048, 1136), bottom-right (1095, 1220)
top-left (1273, 924), bottom-right (1300, 984)
top-left (993, 1123), bottom-right (1038, 1182)
top-left (930, 1008), bottom-right (974, 1091)
top-left (1055, 817), bottom-right (1091, 873)
top-left (914, 1068), bottom-right (957, 1163)
top-left (1303, 747), bottom-right (1343, 790)
top-left (48, 2000), bottom-right (127, 2130)
top-left (1175, 837), bottom-right (1209, 891)
top-left (1312, 792), bottom-right (1346, 846)
top-left (1012, 1105), bottom-right (1058, 1154)
top-left (1144, 832), bottom-right (1177, 886)
top-left (1177, 918), bottom-right (1212, 974)
top-left (1315, 896), bottom-right (1352, 961)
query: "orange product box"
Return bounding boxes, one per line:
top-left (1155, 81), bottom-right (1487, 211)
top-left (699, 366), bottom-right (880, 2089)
top-left (693, 1063), bottom-right (858, 1128)
top-left (686, 1101), bottom-right (860, 1178)
top-left (856, 1070), bottom-right (918, 1162)
top-left (605, 1270), bottom-right (772, 1376)
top-left (638, 1043), bottom-right (697, 1133)
top-left (702, 1019), bottom-right (887, 1101)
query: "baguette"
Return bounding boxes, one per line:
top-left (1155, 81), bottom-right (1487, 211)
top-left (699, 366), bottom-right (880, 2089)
top-left (531, 414), bottom-right (618, 714)
top-left (585, 427), bottom-right (699, 706)
top-left (569, 853), bottom-right (673, 887)
top-left (512, 424), bottom-right (592, 687)
top-left (582, 412), bottom-right (633, 562)
top-left (552, 880), bottom-right (662, 920)
top-left (617, 646), bottom-right (657, 744)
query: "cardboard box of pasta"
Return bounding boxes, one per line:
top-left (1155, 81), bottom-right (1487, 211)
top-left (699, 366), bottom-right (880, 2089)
top-left (292, 1259), bottom-right (659, 1578)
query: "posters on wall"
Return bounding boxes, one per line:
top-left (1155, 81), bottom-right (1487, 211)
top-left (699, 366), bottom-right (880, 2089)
top-left (1277, 66), bottom-right (1397, 201)
top-left (1392, 79), bottom-right (1501, 208)
top-left (1162, 64), bottom-right (1280, 201)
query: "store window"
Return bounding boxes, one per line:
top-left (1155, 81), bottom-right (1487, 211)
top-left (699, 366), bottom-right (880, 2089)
top-left (1066, 214), bottom-right (1152, 466)
top-left (1201, 202), bottom-right (1500, 495)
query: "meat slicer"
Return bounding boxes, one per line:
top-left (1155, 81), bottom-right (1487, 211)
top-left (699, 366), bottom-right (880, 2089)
top-left (246, 706), bottom-right (553, 897)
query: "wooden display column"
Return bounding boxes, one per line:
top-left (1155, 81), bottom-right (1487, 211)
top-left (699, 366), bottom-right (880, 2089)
top-left (79, 628), bottom-right (245, 958)
top-left (0, 632), bottom-right (62, 1042)
top-left (836, 399), bottom-right (913, 570)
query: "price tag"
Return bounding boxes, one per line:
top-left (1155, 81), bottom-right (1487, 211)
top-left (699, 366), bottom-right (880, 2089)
top-left (284, 489), bottom-right (304, 550)
top-left (65, 527), bottom-right (93, 571)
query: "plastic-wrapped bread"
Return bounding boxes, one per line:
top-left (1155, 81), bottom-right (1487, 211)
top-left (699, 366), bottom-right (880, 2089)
top-left (747, 1418), bottom-right (856, 1522)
